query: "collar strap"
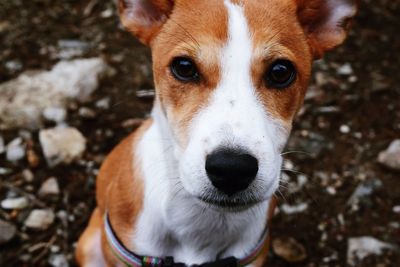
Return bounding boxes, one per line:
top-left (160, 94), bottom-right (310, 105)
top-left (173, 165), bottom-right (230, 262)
top-left (104, 213), bottom-right (269, 267)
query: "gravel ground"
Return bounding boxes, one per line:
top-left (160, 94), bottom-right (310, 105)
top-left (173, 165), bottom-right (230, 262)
top-left (0, 0), bottom-right (399, 266)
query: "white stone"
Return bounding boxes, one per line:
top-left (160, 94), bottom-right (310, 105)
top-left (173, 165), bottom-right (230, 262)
top-left (38, 177), bottom-right (60, 197)
top-left (39, 127), bottom-right (86, 167)
top-left (43, 107), bottom-right (67, 123)
top-left (337, 63), bottom-right (353, 75)
top-left (22, 169), bottom-right (34, 182)
top-left (1, 197), bottom-right (29, 210)
top-left (393, 206), bottom-right (400, 213)
top-left (49, 254), bottom-right (69, 267)
top-left (340, 125), bottom-right (351, 134)
top-left (378, 139), bottom-right (400, 171)
top-left (6, 137), bottom-right (25, 162)
top-left (347, 237), bottom-right (396, 265)
top-left (0, 58), bottom-right (109, 130)
top-left (24, 209), bottom-right (55, 230)
top-left (95, 97), bottom-right (110, 109)
top-left (280, 203), bottom-right (309, 215)
top-left (0, 219), bottom-right (16, 245)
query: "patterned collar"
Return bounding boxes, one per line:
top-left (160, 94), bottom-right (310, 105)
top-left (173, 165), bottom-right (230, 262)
top-left (104, 212), bottom-right (270, 267)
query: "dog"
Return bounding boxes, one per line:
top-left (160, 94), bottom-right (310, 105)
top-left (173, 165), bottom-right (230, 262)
top-left (76, 0), bottom-right (357, 266)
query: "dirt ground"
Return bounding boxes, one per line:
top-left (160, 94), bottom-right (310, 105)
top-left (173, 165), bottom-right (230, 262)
top-left (0, 0), bottom-right (399, 266)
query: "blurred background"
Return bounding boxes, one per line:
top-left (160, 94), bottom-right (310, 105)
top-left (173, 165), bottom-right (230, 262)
top-left (0, 0), bottom-right (399, 266)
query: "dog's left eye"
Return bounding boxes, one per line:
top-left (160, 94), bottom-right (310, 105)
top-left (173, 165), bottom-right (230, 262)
top-left (170, 57), bottom-right (200, 82)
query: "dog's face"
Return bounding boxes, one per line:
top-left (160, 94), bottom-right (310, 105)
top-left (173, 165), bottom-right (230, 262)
top-left (120, 0), bottom-right (356, 209)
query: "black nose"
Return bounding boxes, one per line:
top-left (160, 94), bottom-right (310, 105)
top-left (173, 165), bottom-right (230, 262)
top-left (205, 149), bottom-right (258, 196)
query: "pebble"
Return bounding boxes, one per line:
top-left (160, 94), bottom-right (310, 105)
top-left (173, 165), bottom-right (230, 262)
top-left (6, 137), bottom-right (25, 162)
top-left (39, 127), bottom-right (86, 167)
top-left (27, 149), bottom-right (40, 168)
top-left (95, 97), bottom-right (111, 109)
top-left (393, 206), bottom-right (400, 213)
top-left (136, 89), bottom-right (155, 99)
top-left (280, 203), bottom-right (309, 215)
top-left (337, 63), bottom-right (354, 76)
top-left (347, 237), bottom-right (396, 266)
top-left (0, 134), bottom-right (5, 154)
top-left (22, 169), bottom-right (34, 182)
top-left (377, 139), bottom-right (400, 171)
top-left (38, 177), bottom-right (60, 197)
top-left (78, 107), bottom-right (96, 118)
top-left (43, 107), bottom-right (67, 123)
top-left (24, 209), bottom-right (55, 230)
top-left (48, 254), bottom-right (69, 267)
top-left (1, 197), bottom-right (29, 210)
top-left (272, 237), bottom-right (307, 263)
top-left (347, 178), bottom-right (383, 207)
top-left (340, 125), bottom-right (351, 134)
top-left (0, 219), bottom-right (17, 245)
top-left (57, 39), bottom-right (90, 60)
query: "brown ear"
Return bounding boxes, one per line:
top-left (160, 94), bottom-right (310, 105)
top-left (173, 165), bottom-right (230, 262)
top-left (118, 0), bottom-right (174, 45)
top-left (296, 0), bottom-right (357, 58)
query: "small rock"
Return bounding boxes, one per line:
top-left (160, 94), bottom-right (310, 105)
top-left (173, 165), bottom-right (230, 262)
top-left (95, 97), bottom-right (111, 109)
top-left (24, 209), bottom-right (55, 230)
top-left (0, 219), bottom-right (17, 245)
top-left (337, 63), bottom-right (353, 76)
top-left (378, 140), bottom-right (400, 171)
top-left (78, 107), bottom-right (96, 118)
top-left (5, 60), bottom-right (23, 72)
top-left (27, 149), bottom-right (40, 168)
top-left (0, 168), bottom-right (12, 175)
top-left (347, 178), bottom-right (383, 207)
top-left (347, 237), bottom-right (396, 266)
top-left (0, 58), bottom-right (109, 130)
top-left (136, 89), bottom-right (155, 99)
top-left (39, 127), bottom-right (86, 167)
top-left (6, 137), bottom-right (25, 162)
top-left (38, 177), bottom-right (60, 197)
top-left (0, 135), bottom-right (4, 154)
top-left (1, 197), bottom-right (29, 210)
top-left (49, 253), bottom-right (69, 267)
top-left (326, 186), bottom-right (337, 195)
top-left (22, 169), bottom-right (34, 182)
top-left (340, 125), bottom-right (351, 134)
top-left (393, 206), bottom-right (400, 214)
top-left (56, 39), bottom-right (90, 60)
top-left (43, 107), bottom-right (67, 123)
top-left (0, 21), bottom-right (11, 33)
top-left (272, 237), bottom-right (307, 263)
top-left (280, 203), bottom-right (309, 215)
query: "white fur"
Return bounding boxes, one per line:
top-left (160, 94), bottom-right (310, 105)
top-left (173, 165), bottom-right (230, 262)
top-left (132, 1), bottom-right (289, 265)
top-left (326, 0), bottom-right (356, 29)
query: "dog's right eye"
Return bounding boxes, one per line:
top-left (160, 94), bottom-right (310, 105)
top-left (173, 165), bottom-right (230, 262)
top-left (170, 57), bottom-right (200, 82)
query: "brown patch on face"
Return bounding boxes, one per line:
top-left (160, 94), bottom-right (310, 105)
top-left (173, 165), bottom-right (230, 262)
top-left (151, 0), bottom-right (229, 147)
top-left (243, 0), bottom-right (313, 123)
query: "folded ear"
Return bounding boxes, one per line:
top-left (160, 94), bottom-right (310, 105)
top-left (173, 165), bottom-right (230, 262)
top-left (296, 0), bottom-right (357, 58)
top-left (118, 0), bottom-right (174, 45)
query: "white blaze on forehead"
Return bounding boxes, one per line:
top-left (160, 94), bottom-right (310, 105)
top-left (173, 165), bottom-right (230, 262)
top-left (222, 0), bottom-right (253, 87)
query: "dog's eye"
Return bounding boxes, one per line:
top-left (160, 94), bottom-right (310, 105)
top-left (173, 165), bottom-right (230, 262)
top-left (170, 57), bottom-right (199, 82)
top-left (265, 60), bottom-right (296, 89)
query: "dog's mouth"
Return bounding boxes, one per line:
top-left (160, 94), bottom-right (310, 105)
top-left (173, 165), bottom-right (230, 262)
top-left (197, 195), bottom-right (261, 211)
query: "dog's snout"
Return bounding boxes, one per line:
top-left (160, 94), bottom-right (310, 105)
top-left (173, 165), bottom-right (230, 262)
top-left (205, 149), bottom-right (258, 196)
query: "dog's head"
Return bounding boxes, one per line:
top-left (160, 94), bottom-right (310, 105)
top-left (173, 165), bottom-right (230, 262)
top-left (119, 0), bottom-right (356, 210)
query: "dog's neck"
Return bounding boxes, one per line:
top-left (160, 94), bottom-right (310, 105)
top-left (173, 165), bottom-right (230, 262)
top-left (130, 100), bottom-right (271, 265)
